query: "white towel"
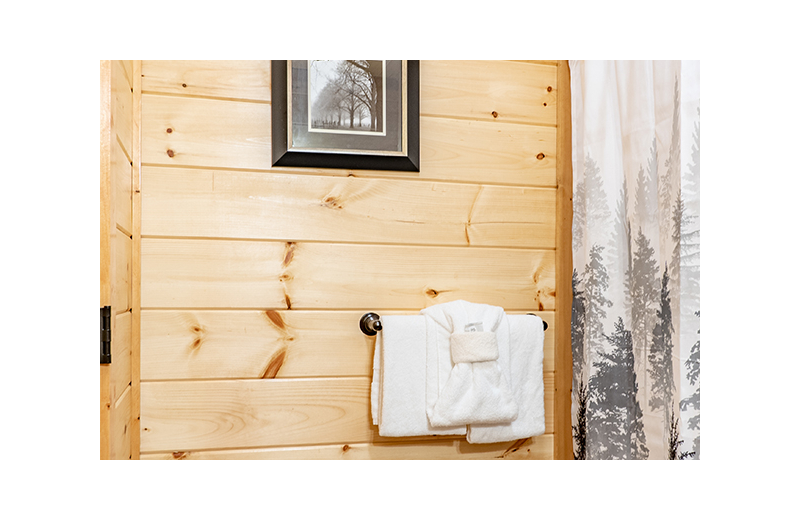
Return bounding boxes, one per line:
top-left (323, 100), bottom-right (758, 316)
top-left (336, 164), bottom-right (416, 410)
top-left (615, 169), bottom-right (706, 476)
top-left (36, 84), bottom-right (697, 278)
top-left (421, 300), bottom-right (518, 428)
top-left (370, 315), bottom-right (466, 437)
top-left (467, 314), bottom-right (546, 443)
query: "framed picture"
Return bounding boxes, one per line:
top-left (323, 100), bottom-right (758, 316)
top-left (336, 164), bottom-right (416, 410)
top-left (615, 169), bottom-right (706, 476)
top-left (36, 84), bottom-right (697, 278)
top-left (271, 60), bottom-right (419, 172)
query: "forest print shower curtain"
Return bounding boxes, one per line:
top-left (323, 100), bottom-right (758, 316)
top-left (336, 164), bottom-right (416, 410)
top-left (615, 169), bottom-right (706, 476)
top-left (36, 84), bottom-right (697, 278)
top-left (569, 61), bottom-right (700, 460)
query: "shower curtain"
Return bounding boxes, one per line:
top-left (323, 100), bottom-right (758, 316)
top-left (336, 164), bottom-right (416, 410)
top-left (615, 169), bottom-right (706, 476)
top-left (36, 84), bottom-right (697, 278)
top-left (569, 61), bottom-right (700, 460)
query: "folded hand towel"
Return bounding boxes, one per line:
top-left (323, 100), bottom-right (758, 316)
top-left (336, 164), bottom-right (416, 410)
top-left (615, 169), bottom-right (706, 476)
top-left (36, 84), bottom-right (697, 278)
top-left (466, 314), bottom-right (545, 443)
top-left (371, 315), bottom-right (466, 437)
top-left (421, 300), bottom-right (518, 428)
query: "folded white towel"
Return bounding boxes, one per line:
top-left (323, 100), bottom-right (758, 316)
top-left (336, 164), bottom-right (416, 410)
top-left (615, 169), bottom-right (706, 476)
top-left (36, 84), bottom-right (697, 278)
top-left (467, 314), bottom-right (546, 443)
top-left (421, 300), bottom-right (518, 428)
top-left (371, 315), bottom-right (466, 437)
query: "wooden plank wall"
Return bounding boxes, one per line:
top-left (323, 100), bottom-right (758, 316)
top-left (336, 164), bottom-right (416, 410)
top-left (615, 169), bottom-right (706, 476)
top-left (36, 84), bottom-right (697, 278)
top-left (138, 60), bottom-right (570, 460)
top-left (100, 60), bottom-right (142, 459)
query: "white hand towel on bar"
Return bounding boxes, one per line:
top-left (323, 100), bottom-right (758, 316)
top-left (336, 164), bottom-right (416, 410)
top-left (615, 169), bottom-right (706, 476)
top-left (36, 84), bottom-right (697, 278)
top-left (421, 300), bottom-right (518, 428)
top-left (467, 313), bottom-right (546, 443)
top-left (370, 315), bottom-right (466, 437)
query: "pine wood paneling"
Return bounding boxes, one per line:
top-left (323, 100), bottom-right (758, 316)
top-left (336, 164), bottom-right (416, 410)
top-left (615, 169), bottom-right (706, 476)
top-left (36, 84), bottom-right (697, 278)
top-left (112, 137), bottom-right (132, 237)
top-left (111, 310), bottom-right (132, 402)
top-left (420, 60), bottom-right (557, 125)
top-left (113, 59), bottom-right (133, 161)
top-left (141, 310), bottom-right (555, 380)
top-left (141, 238), bottom-right (556, 310)
top-left (142, 60), bottom-right (271, 101)
top-left (420, 116), bottom-right (556, 186)
top-left (115, 233), bottom-right (131, 313)
top-left (138, 60), bottom-right (568, 459)
top-left (141, 166), bottom-right (556, 247)
top-left (142, 94), bottom-right (270, 170)
top-left (141, 434), bottom-right (554, 460)
top-left (141, 95), bottom-right (556, 187)
top-left (110, 385), bottom-right (132, 460)
top-left (140, 376), bottom-right (554, 452)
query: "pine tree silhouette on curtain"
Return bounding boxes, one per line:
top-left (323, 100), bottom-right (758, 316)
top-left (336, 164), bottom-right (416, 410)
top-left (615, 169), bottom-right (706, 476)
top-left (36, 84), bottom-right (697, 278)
top-left (570, 61), bottom-right (698, 459)
top-left (648, 267), bottom-right (676, 434)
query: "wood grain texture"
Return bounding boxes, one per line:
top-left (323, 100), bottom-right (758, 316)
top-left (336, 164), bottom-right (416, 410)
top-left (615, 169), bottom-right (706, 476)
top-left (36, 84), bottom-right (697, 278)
top-left (142, 94), bottom-right (270, 170)
top-left (140, 376), bottom-right (554, 452)
top-left (100, 60), bottom-right (112, 460)
top-left (420, 116), bottom-right (556, 186)
top-left (111, 310), bottom-right (131, 403)
top-left (141, 166), bottom-right (556, 247)
top-left (420, 60), bottom-right (557, 125)
top-left (110, 385), bottom-right (132, 460)
top-left (113, 59), bottom-right (133, 161)
top-left (141, 238), bottom-right (556, 310)
top-left (112, 135), bottom-right (132, 237)
top-left (141, 434), bottom-right (554, 460)
top-left (141, 310), bottom-right (555, 380)
top-left (115, 233), bottom-right (131, 313)
top-left (142, 60), bottom-right (270, 101)
top-left (130, 59), bottom-right (143, 460)
top-left (554, 60), bottom-right (574, 460)
top-left (141, 94), bottom-right (556, 187)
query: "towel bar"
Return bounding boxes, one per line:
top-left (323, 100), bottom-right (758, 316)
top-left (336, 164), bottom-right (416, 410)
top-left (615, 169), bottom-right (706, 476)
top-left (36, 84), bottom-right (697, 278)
top-left (359, 312), bottom-right (547, 335)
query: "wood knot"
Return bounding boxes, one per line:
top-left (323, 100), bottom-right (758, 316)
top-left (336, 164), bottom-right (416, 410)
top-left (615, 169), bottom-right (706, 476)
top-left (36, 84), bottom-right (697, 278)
top-left (543, 103), bottom-right (547, 107)
top-left (172, 451), bottom-right (187, 460)
top-left (425, 288), bottom-right (439, 298)
top-left (261, 348), bottom-right (288, 379)
top-left (166, 127), bottom-right (173, 133)
top-left (547, 86), bottom-right (553, 92)
top-left (342, 444), bottom-right (351, 453)
top-left (166, 149), bottom-right (175, 157)
top-left (189, 323), bottom-right (206, 350)
top-left (282, 242), bottom-right (296, 268)
top-left (181, 83), bottom-right (187, 88)
top-left (491, 111), bottom-right (498, 118)
top-left (321, 196), bottom-right (343, 210)
top-left (536, 153), bottom-right (545, 160)
top-left (279, 273), bottom-right (293, 282)
top-left (264, 310), bottom-right (286, 330)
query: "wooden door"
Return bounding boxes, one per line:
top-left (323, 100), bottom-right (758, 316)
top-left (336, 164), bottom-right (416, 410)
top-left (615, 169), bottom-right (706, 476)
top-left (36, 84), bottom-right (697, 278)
top-left (100, 60), bottom-right (141, 459)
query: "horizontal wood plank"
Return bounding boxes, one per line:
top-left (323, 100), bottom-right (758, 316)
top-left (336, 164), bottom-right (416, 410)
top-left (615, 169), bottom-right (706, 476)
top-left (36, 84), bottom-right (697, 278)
top-left (141, 434), bottom-right (554, 459)
top-left (114, 233), bottom-right (131, 313)
top-left (420, 60), bottom-right (557, 125)
top-left (113, 59), bottom-right (133, 161)
top-left (141, 167), bottom-right (556, 247)
top-left (141, 239), bottom-right (556, 310)
top-left (140, 376), bottom-right (554, 452)
top-left (113, 136), bottom-right (132, 236)
top-left (141, 310), bottom-right (555, 380)
top-left (141, 94), bottom-right (556, 187)
top-left (142, 60), bottom-right (271, 101)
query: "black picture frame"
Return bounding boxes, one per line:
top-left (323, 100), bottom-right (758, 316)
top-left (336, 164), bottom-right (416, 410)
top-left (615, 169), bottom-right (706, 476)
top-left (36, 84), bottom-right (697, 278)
top-left (271, 60), bottom-right (420, 172)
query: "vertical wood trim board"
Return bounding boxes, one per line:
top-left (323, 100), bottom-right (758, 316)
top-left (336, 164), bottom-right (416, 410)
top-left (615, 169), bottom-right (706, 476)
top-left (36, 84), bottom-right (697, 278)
top-left (554, 60), bottom-right (574, 460)
top-left (130, 60), bottom-right (143, 460)
top-left (138, 60), bottom-right (568, 460)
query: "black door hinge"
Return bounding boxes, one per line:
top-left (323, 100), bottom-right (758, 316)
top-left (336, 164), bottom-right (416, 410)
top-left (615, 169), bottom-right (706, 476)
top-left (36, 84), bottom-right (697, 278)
top-left (101, 306), bottom-right (111, 364)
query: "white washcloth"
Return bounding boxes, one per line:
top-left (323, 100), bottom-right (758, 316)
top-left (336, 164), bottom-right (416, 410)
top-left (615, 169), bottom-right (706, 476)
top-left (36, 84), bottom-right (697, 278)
top-left (467, 314), bottom-right (546, 443)
top-left (371, 315), bottom-right (466, 437)
top-left (421, 300), bottom-right (518, 428)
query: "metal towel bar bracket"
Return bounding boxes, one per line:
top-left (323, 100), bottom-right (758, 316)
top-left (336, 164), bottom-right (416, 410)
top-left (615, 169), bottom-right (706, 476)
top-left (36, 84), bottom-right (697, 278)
top-left (359, 312), bottom-right (547, 336)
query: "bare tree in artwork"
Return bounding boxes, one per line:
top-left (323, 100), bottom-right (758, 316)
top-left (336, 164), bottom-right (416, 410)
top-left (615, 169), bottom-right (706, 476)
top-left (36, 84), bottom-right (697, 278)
top-left (309, 60), bottom-right (384, 133)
